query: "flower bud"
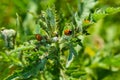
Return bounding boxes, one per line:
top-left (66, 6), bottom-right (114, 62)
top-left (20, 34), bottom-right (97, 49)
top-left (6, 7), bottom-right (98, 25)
top-left (52, 37), bottom-right (58, 42)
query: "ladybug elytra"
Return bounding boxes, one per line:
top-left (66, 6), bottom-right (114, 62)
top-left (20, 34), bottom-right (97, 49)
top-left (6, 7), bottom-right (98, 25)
top-left (35, 34), bottom-right (42, 41)
top-left (64, 29), bottom-right (72, 36)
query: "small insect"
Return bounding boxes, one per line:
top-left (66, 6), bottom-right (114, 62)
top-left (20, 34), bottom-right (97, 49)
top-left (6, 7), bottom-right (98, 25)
top-left (35, 34), bottom-right (42, 41)
top-left (83, 19), bottom-right (90, 24)
top-left (64, 29), bottom-right (72, 36)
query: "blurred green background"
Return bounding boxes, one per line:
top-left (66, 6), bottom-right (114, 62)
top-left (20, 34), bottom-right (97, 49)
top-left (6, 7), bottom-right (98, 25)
top-left (0, 0), bottom-right (120, 80)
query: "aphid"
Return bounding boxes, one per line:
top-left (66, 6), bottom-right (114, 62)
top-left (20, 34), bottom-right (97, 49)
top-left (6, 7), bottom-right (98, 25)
top-left (35, 34), bottom-right (42, 41)
top-left (64, 29), bottom-right (72, 36)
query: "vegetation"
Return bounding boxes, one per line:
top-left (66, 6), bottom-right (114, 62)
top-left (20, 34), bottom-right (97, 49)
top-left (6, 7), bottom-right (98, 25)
top-left (0, 0), bottom-right (120, 80)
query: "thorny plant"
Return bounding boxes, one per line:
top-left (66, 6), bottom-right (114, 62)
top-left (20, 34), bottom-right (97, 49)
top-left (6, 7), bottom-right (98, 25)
top-left (0, 0), bottom-right (120, 80)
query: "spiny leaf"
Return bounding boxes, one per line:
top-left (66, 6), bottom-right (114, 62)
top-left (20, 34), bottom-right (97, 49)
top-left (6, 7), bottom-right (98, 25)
top-left (92, 7), bottom-right (120, 22)
top-left (5, 58), bottom-right (47, 80)
top-left (69, 43), bottom-right (77, 56)
top-left (66, 43), bottom-right (77, 68)
top-left (92, 12), bottom-right (107, 22)
top-left (34, 24), bottom-right (41, 34)
top-left (106, 7), bottom-right (120, 14)
top-left (66, 50), bottom-right (74, 68)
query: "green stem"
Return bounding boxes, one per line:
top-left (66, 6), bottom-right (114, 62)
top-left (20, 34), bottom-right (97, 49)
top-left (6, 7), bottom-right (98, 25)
top-left (53, 42), bottom-right (60, 80)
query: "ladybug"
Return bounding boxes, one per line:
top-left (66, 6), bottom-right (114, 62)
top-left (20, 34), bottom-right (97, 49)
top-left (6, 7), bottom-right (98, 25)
top-left (35, 34), bottom-right (42, 41)
top-left (64, 29), bottom-right (72, 36)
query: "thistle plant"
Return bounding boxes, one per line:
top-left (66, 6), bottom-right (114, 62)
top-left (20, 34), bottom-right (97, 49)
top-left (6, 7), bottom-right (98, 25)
top-left (0, 0), bottom-right (120, 80)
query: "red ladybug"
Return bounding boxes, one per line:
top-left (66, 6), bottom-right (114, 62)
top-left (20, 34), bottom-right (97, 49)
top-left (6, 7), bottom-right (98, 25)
top-left (35, 34), bottom-right (42, 41)
top-left (64, 29), bottom-right (72, 36)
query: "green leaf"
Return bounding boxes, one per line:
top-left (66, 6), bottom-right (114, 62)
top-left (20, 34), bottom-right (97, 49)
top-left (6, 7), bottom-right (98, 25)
top-left (76, 38), bottom-right (83, 47)
top-left (66, 43), bottom-right (77, 68)
top-left (66, 49), bottom-right (74, 68)
top-left (103, 71), bottom-right (120, 80)
top-left (5, 71), bottom-right (19, 80)
top-left (92, 7), bottom-right (120, 22)
top-left (102, 55), bottom-right (120, 67)
top-left (79, 0), bottom-right (97, 20)
top-left (6, 58), bottom-right (47, 80)
top-left (71, 71), bottom-right (86, 78)
top-left (92, 12), bottom-right (107, 22)
top-left (106, 7), bottom-right (120, 14)
top-left (69, 43), bottom-right (77, 56)
top-left (16, 13), bottom-right (24, 37)
top-left (46, 8), bottom-right (56, 27)
top-left (34, 24), bottom-right (40, 34)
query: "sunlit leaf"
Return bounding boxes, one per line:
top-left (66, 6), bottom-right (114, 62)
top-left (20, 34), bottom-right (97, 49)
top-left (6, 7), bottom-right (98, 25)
top-left (106, 7), bottom-right (120, 14)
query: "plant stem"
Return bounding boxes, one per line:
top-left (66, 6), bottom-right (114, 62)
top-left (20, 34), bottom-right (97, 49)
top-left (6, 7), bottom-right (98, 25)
top-left (53, 42), bottom-right (60, 80)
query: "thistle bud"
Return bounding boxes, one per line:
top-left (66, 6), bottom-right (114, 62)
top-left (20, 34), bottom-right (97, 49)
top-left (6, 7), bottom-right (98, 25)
top-left (1, 29), bottom-right (16, 49)
top-left (52, 36), bottom-right (58, 42)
